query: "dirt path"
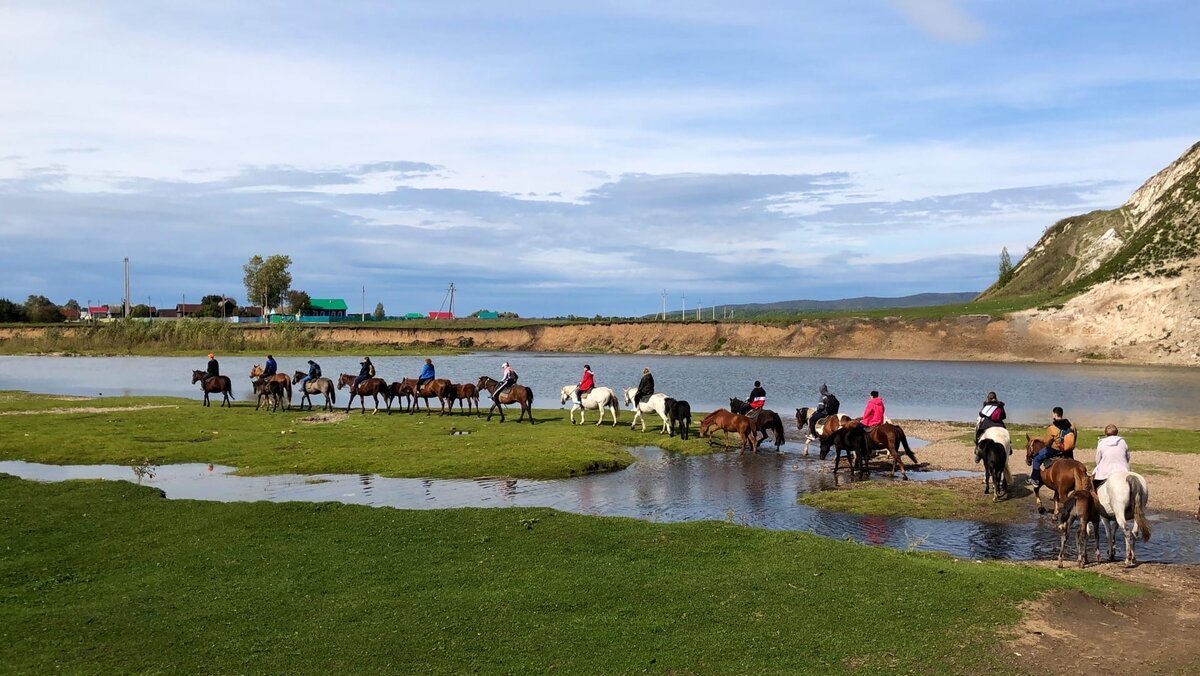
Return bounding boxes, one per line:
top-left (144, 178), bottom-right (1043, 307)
top-left (899, 419), bottom-right (1200, 514)
top-left (1006, 563), bottom-right (1200, 673)
top-left (0, 405), bottom-right (179, 416)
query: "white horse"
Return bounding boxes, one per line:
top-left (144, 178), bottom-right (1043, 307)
top-left (560, 385), bottom-right (620, 426)
top-left (622, 388), bottom-right (671, 433)
top-left (1095, 470), bottom-right (1151, 566)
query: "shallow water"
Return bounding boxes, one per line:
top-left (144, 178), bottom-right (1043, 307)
top-left (4, 448), bottom-right (1195, 564)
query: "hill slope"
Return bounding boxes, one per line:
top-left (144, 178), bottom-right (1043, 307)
top-left (652, 292), bottom-right (979, 318)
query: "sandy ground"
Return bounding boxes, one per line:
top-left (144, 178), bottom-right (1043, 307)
top-left (1005, 562), bottom-right (1200, 673)
top-left (898, 419), bottom-right (1200, 516)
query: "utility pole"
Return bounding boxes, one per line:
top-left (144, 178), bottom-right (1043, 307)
top-left (659, 289), bottom-right (668, 320)
top-left (123, 257), bottom-right (131, 318)
top-left (712, 303), bottom-right (715, 321)
top-left (696, 298), bottom-right (701, 321)
top-left (448, 282), bottom-right (455, 317)
top-left (680, 294), bottom-right (686, 322)
top-left (362, 286), bottom-right (366, 322)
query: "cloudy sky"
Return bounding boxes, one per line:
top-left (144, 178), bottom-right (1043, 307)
top-left (1, 1), bottom-right (1197, 316)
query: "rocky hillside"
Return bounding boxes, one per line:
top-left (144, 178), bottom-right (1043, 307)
top-left (980, 141), bottom-right (1200, 300)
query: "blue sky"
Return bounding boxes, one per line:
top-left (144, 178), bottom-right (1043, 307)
top-left (1, 1), bottom-right (1197, 316)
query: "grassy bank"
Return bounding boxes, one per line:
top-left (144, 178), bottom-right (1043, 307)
top-left (0, 392), bottom-right (727, 479)
top-left (957, 423), bottom-right (1200, 454)
top-left (0, 476), bottom-right (1139, 673)
top-left (0, 319), bottom-right (466, 356)
top-left (800, 480), bottom-right (1032, 523)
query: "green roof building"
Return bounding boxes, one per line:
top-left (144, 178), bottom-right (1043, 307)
top-left (307, 298), bottom-right (348, 317)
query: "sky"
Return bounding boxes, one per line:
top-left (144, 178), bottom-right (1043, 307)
top-left (1, 1), bottom-right (1197, 317)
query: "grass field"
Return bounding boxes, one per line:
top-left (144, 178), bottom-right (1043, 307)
top-left (799, 482), bottom-right (1031, 523)
top-left (0, 392), bottom-right (725, 479)
top-left (0, 475), bottom-right (1140, 673)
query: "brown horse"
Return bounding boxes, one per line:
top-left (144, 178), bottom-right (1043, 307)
top-left (249, 365), bottom-right (292, 410)
top-left (729, 398), bottom-right (785, 448)
top-left (291, 371), bottom-right (336, 411)
top-left (699, 409), bottom-right (759, 453)
top-left (837, 419), bottom-right (919, 480)
top-left (476, 376), bottom-right (535, 424)
top-left (190, 370), bottom-right (233, 407)
top-left (451, 383), bottom-right (480, 416)
top-left (1057, 487), bottom-right (1102, 568)
top-left (252, 377), bottom-right (286, 412)
top-left (795, 407), bottom-right (851, 456)
top-left (337, 373), bottom-right (391, 414)
top-left (1025, 436), bottom-right (1090, 518)
top-left (397, 378), bottom-right (456, 415)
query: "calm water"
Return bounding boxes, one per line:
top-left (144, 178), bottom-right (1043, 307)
top-left (2, 353), bottom-right (1200, 427)
top-left (3, 448), bottom-right (1195, 563)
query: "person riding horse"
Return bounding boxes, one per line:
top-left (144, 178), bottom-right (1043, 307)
top-left (352, 357), bottom-right (375, 394)
top-left (262, 354), bottom-right (277, 378)
top-left (1093, 424), bottom-right (1130, 490)
top-left (858, 390), bottom-right (885, 431)
top-left (735, 381), bottom-right (766, 416)
top-left (634, 368), bottom-right (654, 407)
top-left (416, 358), bottom-right (435, 393)
top-left (1030, 406), bottom-right (1076, 488)
top-left (808, 382), bottom-right (839, 438)
top-left (974, 391), bottom-right (1008, 462)
top-left (298, 359), bottom-right (321, 393)
top-left (493, 362), bottom-right (517, 403)
top-left (575, 364), bottom-right (595, 406)
top-left (204, 353), bottom-right (220, 387)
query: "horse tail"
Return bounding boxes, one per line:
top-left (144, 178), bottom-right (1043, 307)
top-left (525, 388), bottom-right (534, 407)
top-left (774, 417), bottom-right (785, 446)
top-left (1129, 474), bottom-right (1151, 542)
top-left (899, 430), bottom-right (916, 463)
top-left (330, 386), bottom-right (336, 405)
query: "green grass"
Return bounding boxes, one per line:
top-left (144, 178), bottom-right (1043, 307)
top-left (959, 424), bottom-right (1200, 454)
top-left (0, 476), bottom-right (1141, 673)
top-left (0, 392), bottom-right (722, 479)
top-left (799, 483), bottom-right (1030, 523)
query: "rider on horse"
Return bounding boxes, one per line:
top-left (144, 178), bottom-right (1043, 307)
top-left (1093, 424), bottom-right (1130, 490)
top-left (493, 362), bottom-right (517, 402)
top-left (416, 358), bottom-right (435, 393)
top-left (299, 359), bottom-right (321, 392)
top-left (575, 364), bottom-right (594, 405)
top-left (973, 391), bottom-right (1008, 461)
top-left (262, 354), bottom-right (277, 378)
top-left (858, 390), bottom-right (885, 431)
top-left (634, 368), bottom-right (654, 406)
top-left (352, 357), bottom-right (375, 394)
top-left (204, 353), bottom-right (220, 386)
top-left (808, 382), bottom-right (839, 437)
top-left (1030, 406), bottom-right (1076, 488)
top-left (740, 381), bottom-right (766, 417)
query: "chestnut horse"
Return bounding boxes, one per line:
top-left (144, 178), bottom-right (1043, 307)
top-left (451, 383), bottom-right (480, 416)
top-left (291, 371), bottom-right (335, 411)
top-left (699, 409), bottom-right (759, 453)
top-left (729, 398), bottom-right (785, 448)
top-left (250, 365), bottom-right (292, 410)
top-left (477, 376), bottom-right (535, 424)
top-left (795, 407), bottom-right (851, 456)
top-left (397, 378), bottom-right (455, 415)
top-left (337, 373), bottom-right (391, 414)
top-left (1057, 487), bottom-right (1102, 568)
top-left (837, 419), bottom-right (919, 480)
top-left (190, 370), bottom-right (233, 407)
top-left (1025, 436), bottom-right (1090, 518)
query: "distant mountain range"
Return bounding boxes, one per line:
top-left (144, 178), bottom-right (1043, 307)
top-left (662, 292), bottom-right (980, 317)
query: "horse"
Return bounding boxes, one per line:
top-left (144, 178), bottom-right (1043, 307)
top-left (252, 377), bottom-right (285, 412)
top-left (451, 383), bottom-right (480, 416)
top-left (560, 385), bottom-right (619, 426)
top-left (1057, 488), bottom-right (1102, 569)
top-left (664, 398), bottom-right (692, 440)
top-left (699, 409), bottom-right (759, 453)
top-left (621, 388), bottom-right (671, 433)
top-left (397, 378), bottom-right (455, 415)
top-left (190, 370), bottom-right (234, 408)
top-left (819, 424), bottom-right (870, 478)
top-left (1095, 470), bottom-right (1151, 566)
top-left (337, 373), bottom-right (391, 415)
top-left (291, 371), bottom-right (335, 411)
top-left (477, 376), bottom-right (535, 424)
top-left (795, 407), bottom-right (852, 455)
top-left (838, 419), bottom-right (919, 480)
top-left (975, 426), bottom-right (1013, 500)
top-left (249, 365), bottom-right (292, 410)
top-left (1024, 436), bottom-right (1090, 518)
top-left (729, 398), bottom-right (785, 449)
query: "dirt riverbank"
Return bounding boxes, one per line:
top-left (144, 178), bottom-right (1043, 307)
top-left (4, 316), bottom-right (1198, 365)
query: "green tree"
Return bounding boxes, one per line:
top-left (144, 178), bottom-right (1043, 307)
top-left (130, 304), bottom-right (152, 318)
top-left (0, 298), bottom-right (28, 322)
top-left (64, 299), bottom-right (81, 311)
top-left (998, 247), bottom-right (1015, 287)
top-left (24, 295), bottom-right (62, 323)
top-left (373, 302), bottom-right (386, 319)
top-left (196, 294), bottom-right (234, 318)
top-left (243, 255), bottom-right (293, 312)
top-left (284, 290), bottom-right (312, 315)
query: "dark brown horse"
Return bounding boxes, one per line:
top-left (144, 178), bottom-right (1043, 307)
top-left (190, 370), bottom-right (233, 407)
top-left (397, 378), bottom-right (456, 415)
top-left (699, 409), bottom-right (759, 453)
top-left (337, 373), bottom-right (391, 414)
top-left (837, 419), bottom-right (919, 480)
top-left (730, 398), bottom-right (785, 448)
top-left (476, 376), bottom-right (535, 424)
top-left (291, 371), bottom-right (336, 411)
top-left (252, 377), bottom-right (285, 412)
top-left (1025, 436), bottom-right (1090, 518)
top-left (249, 364), bottom-right (292, 410)
top-left (795, 407), bottom-right (851, 456)
top-left (451, 383), bottom-right (480, 416)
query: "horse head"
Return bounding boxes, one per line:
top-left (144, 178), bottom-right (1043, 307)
top-left (476, 376), bottom-right (495, 393)
top-left (560, 385), bottom-right (576, 404)
top-left (191, 370), bottom-right (204, 384)
top-left (292, 371), bottom-right (305, 384)
top-left (1024, 434), bottom-right (1043, 465)
top-left (249, 364), bottom-right (262, 377)
top-left (796, 407), bottom-right (808, 425)
top-left (623, 388), bottom-right (635, 405)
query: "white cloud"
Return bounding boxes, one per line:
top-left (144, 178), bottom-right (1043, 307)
top-left (889, 0), bottom-right (987, 43)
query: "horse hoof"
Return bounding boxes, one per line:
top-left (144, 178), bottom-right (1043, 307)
top-left (1037, 506), bottom-right (1046, 515)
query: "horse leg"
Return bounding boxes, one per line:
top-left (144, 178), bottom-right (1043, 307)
top-left (1033, 486), bottom-right (1045, 515)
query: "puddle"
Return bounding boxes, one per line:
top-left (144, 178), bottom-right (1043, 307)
top-left (2, 448), bottom-right (1197, 564)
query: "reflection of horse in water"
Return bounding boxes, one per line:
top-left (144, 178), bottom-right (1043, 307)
top-left (291, 371), bottom-right (335, 411)
top-left (699, 409), bottom-right (759, 453)
top-left (190, 370), bottom-right (233, 407)
top-left (560, 385), bottom-right (620, 426)
top-left (729, 398), bottom-right (784, 449)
